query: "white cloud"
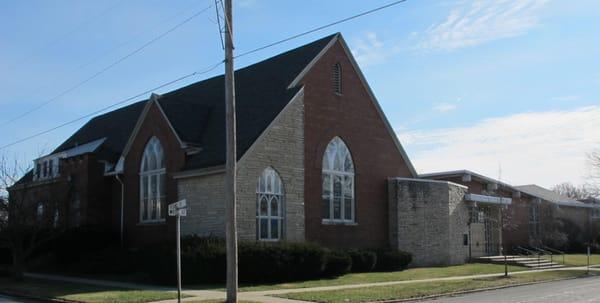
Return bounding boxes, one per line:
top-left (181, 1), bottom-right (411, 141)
top-left (420, 0), bottom-right (549, 51)
top-left (351, 32), bottom-right (387, 67)
top-left (551, 95), bottom-right (580, 102)
top-left (433, 102), bottom-right (458, 113)
top-left (398, 106), bottom-right (600, 187)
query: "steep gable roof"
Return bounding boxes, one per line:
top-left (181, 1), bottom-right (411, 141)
top-left (48, 34), bottom-right (337, 169)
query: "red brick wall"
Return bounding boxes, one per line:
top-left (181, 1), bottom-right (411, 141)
top-left (121, 101), bottom-right (186, 247)
top-left (425, 176), bottom-right (532, 250)
top-left (301, 40), bottom-right (413, 249)
top-left (8, 154), bottom-right (108, 228)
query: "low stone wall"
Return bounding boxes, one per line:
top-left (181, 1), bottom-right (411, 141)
top-left (388, 178), bottom-right (469, 266)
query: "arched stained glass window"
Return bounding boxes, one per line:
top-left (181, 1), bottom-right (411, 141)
top-left (322, 137), bottom-right (355, 222)
top-left (140, 137), bottom-right (166, 223)
top-left (256, 167), bottom-right (284, 240)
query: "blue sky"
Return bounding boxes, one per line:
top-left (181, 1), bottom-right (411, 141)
top-left (1, 0), bottom-right (599, 187)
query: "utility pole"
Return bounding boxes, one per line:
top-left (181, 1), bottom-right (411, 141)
top-left (223, 0), bottom-right (238, 302)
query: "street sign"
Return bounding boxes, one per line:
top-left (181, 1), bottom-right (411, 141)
top-left (168, 199), bottom-right (187, 217)
top-left (167, 199), bottom-right (188, 303)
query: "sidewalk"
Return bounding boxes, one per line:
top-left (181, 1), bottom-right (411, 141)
top-left (25, 266), bottom-right (600, 303)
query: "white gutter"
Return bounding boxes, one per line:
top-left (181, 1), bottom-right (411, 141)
top-left (465, 193), bottom-right (512, 206)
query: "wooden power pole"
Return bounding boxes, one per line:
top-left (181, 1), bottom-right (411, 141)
top-left (223, 0), bottom-right (238, 302)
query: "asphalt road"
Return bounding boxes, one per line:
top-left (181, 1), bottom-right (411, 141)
top-left (0, 295), bottom-right (38, 303)
top-left (420, 275), bottom-right (600, 303)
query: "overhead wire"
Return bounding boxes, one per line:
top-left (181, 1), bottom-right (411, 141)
top-left (1, 0), bottom-right (409, 149)
top-left (1, 3), bottom-right (214, 127)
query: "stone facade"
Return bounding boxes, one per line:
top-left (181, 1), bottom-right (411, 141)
top-left (177, 91), bottom-right (305, 241)
top-left (388, 178), bottom-right (469, 266)
top-left (236, 91), bottom-right (305, 242)
top-left (178, 172), bottom-right (226, 237)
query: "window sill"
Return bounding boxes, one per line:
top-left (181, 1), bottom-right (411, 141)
top-left (137, 220), bottom-right (166, 226)
top-left (321, 219), bottom-right (357, 226)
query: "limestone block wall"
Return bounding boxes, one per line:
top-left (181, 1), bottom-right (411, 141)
top-left (177, 91), bottom-right (305, 241)
top-left (236, 91), bottom-right (305, 242)
top-left (178, 172), bottom-right (226, 237)
top-left (388, 178), bottom-right (469, 266)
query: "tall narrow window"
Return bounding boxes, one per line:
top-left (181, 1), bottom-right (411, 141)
top-left (332, 62), bottom-right (342, 94)
top-left (53, 209), bottom-right (59, 227)
top-left (529, 204), bottom-right (540, 239)
top-left (36, 203), bottom-right (44, 222)
top-left (70, 192), bottom-right (81, 227)
top-left (256, 167), bottom-right (284, 241)
top-left (322, 137), bottom-right (355, 223)
top-left (140, 137), bottom-right (166, 223)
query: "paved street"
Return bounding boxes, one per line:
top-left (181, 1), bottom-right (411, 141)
top-left (420, 276), bottom-right (600, 303)
top-left (0, 295), bottom-right (37, 303)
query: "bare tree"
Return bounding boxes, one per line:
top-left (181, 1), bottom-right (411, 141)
top-left (0, 153), bottom-right (68, 279)
top-left (588, 150), bottom-right (600, 197)
top-left (551, 182), bottom-right (593, 200)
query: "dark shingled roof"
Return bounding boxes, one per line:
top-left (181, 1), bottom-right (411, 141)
top-left (49, 33), bottom-right (337, 170)
top-left (52, 100), bottom-right (147, 163)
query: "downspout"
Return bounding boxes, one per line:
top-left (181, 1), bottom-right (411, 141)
top-left (115, 174), bottom-right (125, 247)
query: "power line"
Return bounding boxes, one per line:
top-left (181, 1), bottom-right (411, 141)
top-left (9, 0), bottom-right (126, 70)
top-left (235, 0), bottom-right (408, 58)
top-left (1, 0), bottom-right (409, 150)
top-left (6, 0), bottom-right (208, 119)
top-left (0, 62), bottom-right (223, 151)
top-left (1, 4), bottom-right (214, 127)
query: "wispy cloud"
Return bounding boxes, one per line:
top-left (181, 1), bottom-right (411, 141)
top-left (351, 32), bottom-right (387, 67)
top-left (551, 95), bottom-right (580, 102)
top-left (399, 106), bottom-right (600, 187)
top-left (433, 102), bottom-right (458, 113)
top-left (419, 0), bottom-right (549, 51)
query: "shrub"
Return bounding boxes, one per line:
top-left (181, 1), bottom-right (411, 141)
top-left (181, 237), bottom-right (226, 284)
top-left (239, 241), bottom-right (326, 283)
top-left (375, 250), bottom-right (412, 271)
top-left (52, 226), bottom-right (119, 267)
top-left (323, 250), bottom-right (352, 276)
top-left (347, 249), bottom-right (377, 272)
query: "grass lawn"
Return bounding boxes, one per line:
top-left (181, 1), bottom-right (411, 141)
top-left (239, 263), bottom-right (527, 292)
top-left (184, 301), bottom-right (260, 303)
top-left (0, 278), bottom-right (181, 303)
top-left (279, 270), bottom-right (595, 303)
top-left (543, 254), bottom-right (600, 267)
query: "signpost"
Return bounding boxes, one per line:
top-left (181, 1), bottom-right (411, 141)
top-left (587, 245), bottom-right (591, 275)
top-left (169, 199), bottom-right (187, 303)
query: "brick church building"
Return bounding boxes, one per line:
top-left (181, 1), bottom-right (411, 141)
top-left (9, 33), bottom-right (599, 266)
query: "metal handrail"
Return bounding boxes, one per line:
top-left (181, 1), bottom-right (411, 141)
top-left (541, 245), bottom-right (566, 265)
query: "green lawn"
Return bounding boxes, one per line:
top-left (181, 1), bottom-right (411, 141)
top-left (239, 263), bottom-right (527, 292)
top-left (543, 254), bottom-right (600, 267)
top-left (279, 270), bottom-right (594, 303)
top-left (0, 278), bottom-right (181, 303)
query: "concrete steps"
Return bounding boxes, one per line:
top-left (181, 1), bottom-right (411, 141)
top-left (476, 255), bottom-right (565, 269)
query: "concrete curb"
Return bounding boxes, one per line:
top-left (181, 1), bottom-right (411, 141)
top-left (0, 290), bottom-right (80, 303)
top-left (364, 276), bottom-right (592, 303)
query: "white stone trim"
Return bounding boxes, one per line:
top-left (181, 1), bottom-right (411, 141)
top-left (238, 88), bottom-right (305, 165)
top-left (288, 34), bottom-right (339, 89)
top-left (389, 177), bottom-right (468, 189)
top-left (465, 193), bottom-right (511, 205)
top-left (173, 165), bottom-right (226, 179)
